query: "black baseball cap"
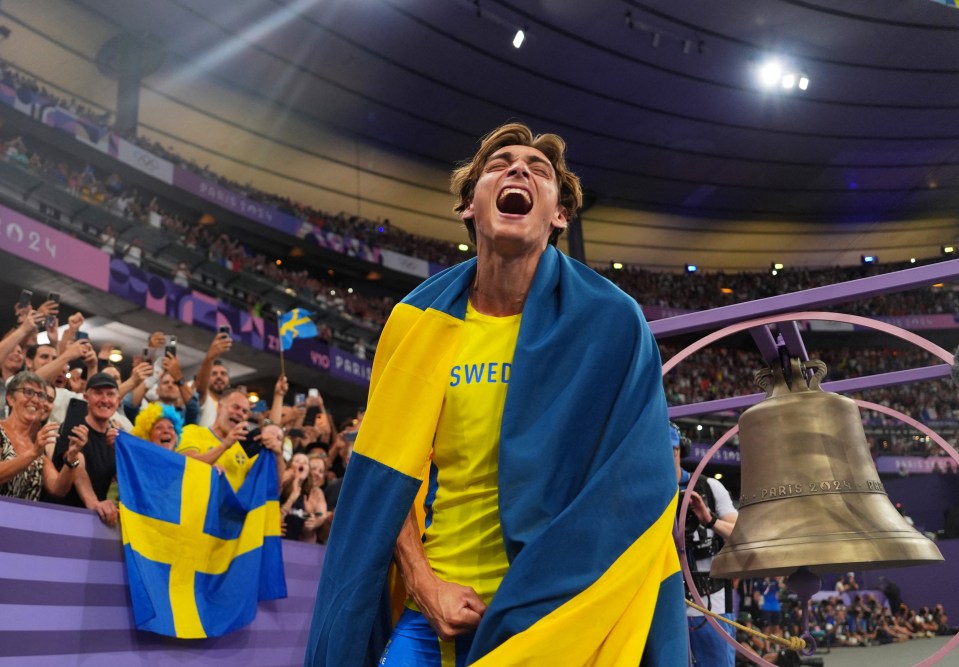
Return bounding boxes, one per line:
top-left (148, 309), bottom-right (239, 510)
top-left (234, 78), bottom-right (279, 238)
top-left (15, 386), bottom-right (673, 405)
top-left (86, 372), bottom-right (119, 390)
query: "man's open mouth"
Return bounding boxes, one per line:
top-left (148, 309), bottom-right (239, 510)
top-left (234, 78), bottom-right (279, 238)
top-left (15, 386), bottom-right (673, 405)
top-left (497, 187), bottom-right (533, 215)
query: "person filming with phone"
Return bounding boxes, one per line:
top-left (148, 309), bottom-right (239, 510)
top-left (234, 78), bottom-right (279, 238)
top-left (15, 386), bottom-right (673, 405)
top-left (177, 387), bottom-right (284, 492)
top-left (44, 372), bottom-right (122, 527)
top-left (0, 371), bottom-right (86, 502)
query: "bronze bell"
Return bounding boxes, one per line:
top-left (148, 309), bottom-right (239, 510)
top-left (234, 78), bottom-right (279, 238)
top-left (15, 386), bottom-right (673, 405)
top-left (710, 357), bottom-right (944, 579)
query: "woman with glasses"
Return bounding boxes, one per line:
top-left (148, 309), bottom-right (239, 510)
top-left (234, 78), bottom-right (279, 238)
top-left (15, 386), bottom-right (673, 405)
top-left (0, 371), bottom-right (87, 500)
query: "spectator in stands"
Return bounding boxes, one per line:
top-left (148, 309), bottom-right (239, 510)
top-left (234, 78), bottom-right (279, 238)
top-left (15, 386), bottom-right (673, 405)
top-left (99, 224), bottom-right (117, 254)
top-left (308, 451), bottom-right (337, 542)
top-left (172, 261), bottom-right (191, 288)
top-left (131, 402), bottom-right (183, 451)
top-left (760, 578), bottom-right (785, 635)
top-left (0, 371), bottom-right (86, 501)
top-left (45, 372), bottom-right (121, 526)
top-left (932, 603), bottom-right (954, 635)
top-left (280, 452), bottom-right (327, 543)
top-left (0, 313), bottom-right (48, 418)
top-left (126, 357), bottom-right (197, 426)
top-left (178, 387), bottom-right (251, 491)
top-left (878, 576), bottom-right (902, 613)
top-left (835, 571), bottom-right (860, 594)
top-left (195, 331), bottom-right (232, 428)
top-left (122, 239), bottom-right (143, 267)
top-left (177, 388), bottom-right (284, 491)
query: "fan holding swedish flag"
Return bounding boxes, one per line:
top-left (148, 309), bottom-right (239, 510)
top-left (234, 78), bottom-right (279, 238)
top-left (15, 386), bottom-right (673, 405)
top-left (306, 123), bottom-right (687, 666)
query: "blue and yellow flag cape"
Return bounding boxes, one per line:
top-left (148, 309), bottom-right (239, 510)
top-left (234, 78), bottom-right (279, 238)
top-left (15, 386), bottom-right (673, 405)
top-left (305, 246), bottom-right (687, 665)
top-left (116, 431), bottom-right (287, 638)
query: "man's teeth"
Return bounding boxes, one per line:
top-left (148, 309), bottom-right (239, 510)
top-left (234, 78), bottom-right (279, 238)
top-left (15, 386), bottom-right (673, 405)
top-left (498, 188), bottom-right (531, 205)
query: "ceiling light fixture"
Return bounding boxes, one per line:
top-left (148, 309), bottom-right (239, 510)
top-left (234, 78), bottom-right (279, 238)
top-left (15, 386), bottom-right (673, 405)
top-left (757, 58), bottom-right (809, 93)
top-left (512, 28), bottom-right (525, 49)
top-left (624, 10), bottom-right (703, 54)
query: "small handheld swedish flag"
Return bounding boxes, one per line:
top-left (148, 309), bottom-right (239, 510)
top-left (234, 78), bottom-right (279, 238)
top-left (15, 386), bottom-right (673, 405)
top-left (278, 308), bottom-right (318, 351)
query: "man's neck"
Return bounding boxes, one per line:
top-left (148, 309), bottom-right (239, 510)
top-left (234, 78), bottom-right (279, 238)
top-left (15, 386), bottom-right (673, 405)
top-left (85, 413), bottom-right (110, 432)
top-left (470, 249), bottom-right (542, 316)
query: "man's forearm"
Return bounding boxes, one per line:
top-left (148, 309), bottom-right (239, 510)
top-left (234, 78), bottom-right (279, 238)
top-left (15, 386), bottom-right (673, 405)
top-left (73, 467), bottom-right (100, 509)
top-left (117, 377), bottom-right (138, 400)
top-left (181, 444), bottom-right (229, 466)
top-left (394, 508), bottom-right (436, 604)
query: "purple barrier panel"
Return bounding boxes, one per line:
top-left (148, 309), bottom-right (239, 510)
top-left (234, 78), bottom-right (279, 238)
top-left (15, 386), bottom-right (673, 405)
top-left (109, 259), bottom-right (149, 307)
top-left (330, 347), bottom-right (372, 384)
top-left (0, 496), bottom-right (325, 665)
top-left (860, 539), bottom-right (959, 621)
top-left (686, 443), bottom-right (741, 465)
top-left (876, 456), bottom-right (959, 476)
top-left (0, 81), bottom-right (18, 108)
top-left (173, 168), bottom-right (304, 237)
top-left (0, 203), bottom-right (110, 290)
top-left (236, 310), bottom-right (266, 349)
top-left (188, 290), bottom-right (220, 329)
top-left (282, 338), bottom-right (334, 376)
top-left (641, 304), bottom-right (695, 321)
top-left (866, 313), bottom-right (959, 331)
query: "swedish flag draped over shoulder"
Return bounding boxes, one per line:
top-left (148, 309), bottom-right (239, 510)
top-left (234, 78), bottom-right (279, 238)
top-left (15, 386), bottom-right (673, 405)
top-left (305, 246), bottom-right (686, 665)
top-left (116, 431), bottom-right (287, 638)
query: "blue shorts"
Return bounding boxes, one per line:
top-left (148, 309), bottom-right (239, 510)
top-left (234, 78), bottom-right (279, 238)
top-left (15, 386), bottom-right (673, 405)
top-left (379, 609), bottom-right (474, 667)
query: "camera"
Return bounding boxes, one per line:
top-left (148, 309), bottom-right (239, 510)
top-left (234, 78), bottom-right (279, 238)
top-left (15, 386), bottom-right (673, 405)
top-left (678, 489), bottom-right (702, 536)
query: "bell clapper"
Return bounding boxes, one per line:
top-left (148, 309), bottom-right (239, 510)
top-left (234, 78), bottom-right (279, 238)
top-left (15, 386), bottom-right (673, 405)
top-left (785, 567), bottom-right (822, 656)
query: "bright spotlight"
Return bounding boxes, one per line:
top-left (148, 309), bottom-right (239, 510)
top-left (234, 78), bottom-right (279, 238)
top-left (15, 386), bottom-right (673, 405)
top-left (612, 262), bottom-right (623, 270)
top-left (512, 29), bottom-right (525, 49)
top-left (758, 60), bottom-right (783, 88)
top-left (798, 75), bottom-right (809, 91)
top-left (685, 263), bottom-right (698, 273)
top-left (782, 73), bottom-right (796, 89)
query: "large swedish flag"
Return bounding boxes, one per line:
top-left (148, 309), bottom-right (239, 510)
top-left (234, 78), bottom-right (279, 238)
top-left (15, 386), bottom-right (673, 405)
top-left (305, 245), bottom-right (687, 665)
top-left (116, 431), bottom-right (287, 638)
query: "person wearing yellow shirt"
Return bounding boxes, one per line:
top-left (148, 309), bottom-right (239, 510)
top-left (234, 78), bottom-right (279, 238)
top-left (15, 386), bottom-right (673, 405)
top-left (178, 387), bottom-right (283, 491)
top-left (306, 123), bottom-right (686, 667)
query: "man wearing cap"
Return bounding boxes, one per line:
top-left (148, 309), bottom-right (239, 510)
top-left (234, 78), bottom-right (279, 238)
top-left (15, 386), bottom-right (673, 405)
top-left (45, 372), bottom-right (121, 526)
top-left (672, 423), bottom-right (739, 667)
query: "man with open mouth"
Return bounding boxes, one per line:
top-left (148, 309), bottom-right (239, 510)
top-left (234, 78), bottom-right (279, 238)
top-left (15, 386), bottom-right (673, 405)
top-left (307, 123), bottom-right (686, 666)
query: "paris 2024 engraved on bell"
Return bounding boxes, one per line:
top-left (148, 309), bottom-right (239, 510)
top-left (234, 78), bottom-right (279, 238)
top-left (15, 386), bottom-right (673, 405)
top-left (710, 357), bottom-right (943, 579)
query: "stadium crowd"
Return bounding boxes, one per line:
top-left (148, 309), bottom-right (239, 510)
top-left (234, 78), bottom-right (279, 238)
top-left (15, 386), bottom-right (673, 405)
top-left (4, 57), bottom-right (959, 328)
top-left (729, 575), bottom-right (955, 664)
top-left (0, 293), bottom-right (356, 542)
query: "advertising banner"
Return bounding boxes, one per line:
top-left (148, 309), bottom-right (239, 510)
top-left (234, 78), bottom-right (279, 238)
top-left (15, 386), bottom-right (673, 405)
top-left (0, 203), bottom-right (110, 290)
